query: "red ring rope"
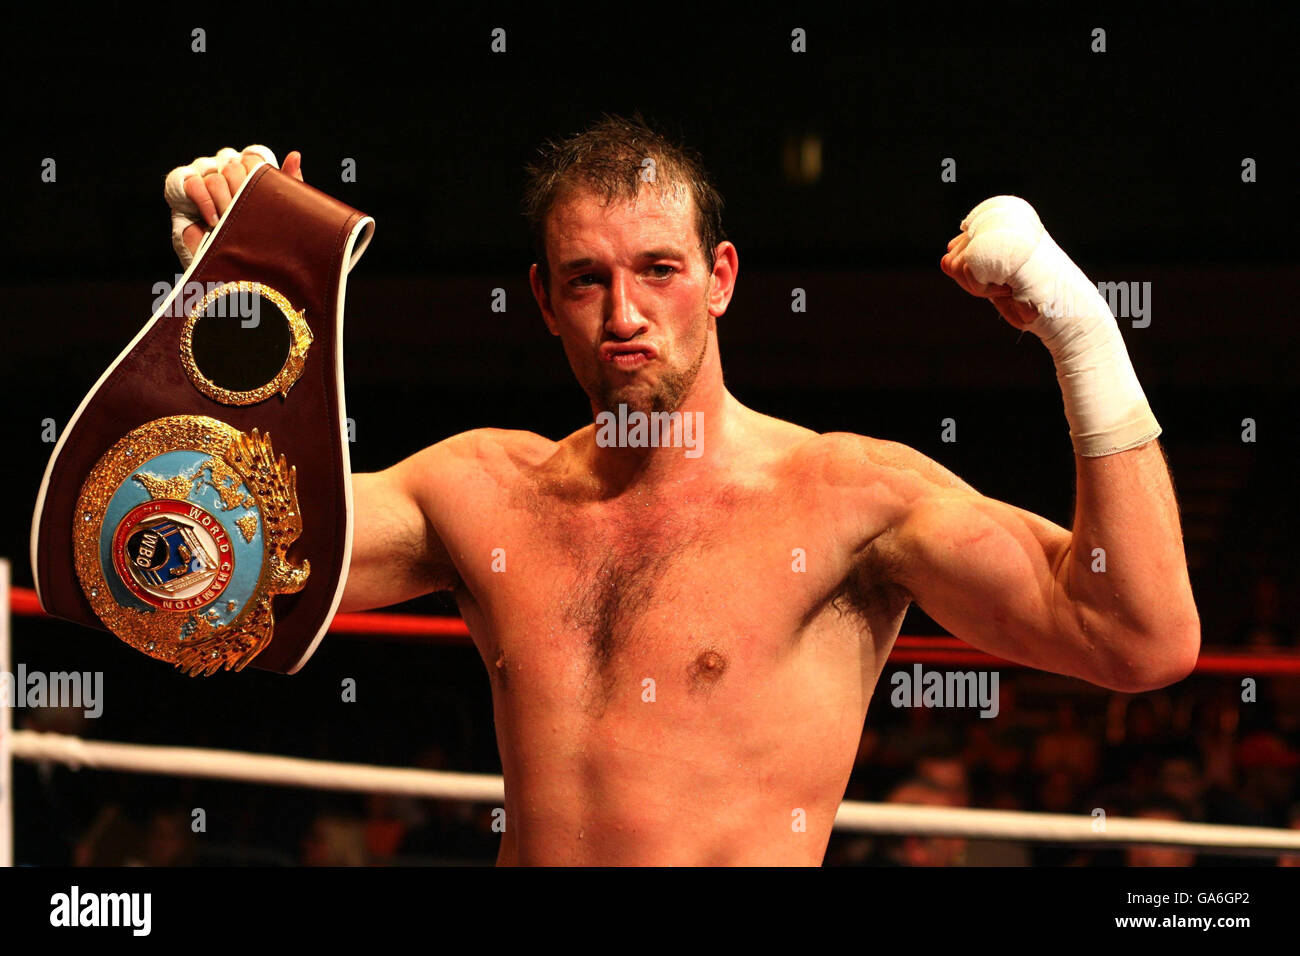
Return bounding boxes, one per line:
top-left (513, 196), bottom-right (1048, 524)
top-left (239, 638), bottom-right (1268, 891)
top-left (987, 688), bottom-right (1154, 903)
top-left (8, 586), bottom-right (1300, 675)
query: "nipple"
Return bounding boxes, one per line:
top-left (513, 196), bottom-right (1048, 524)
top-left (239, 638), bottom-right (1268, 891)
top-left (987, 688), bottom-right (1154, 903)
top-left (688, 649), bottom-right (727, 689)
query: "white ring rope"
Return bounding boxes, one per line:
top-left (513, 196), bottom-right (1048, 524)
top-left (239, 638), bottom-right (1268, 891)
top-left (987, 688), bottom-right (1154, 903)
top-left (12, 730), bottom-right (503, 803)
top-left (12, 730), bottom-right (1300, 853)
top-left (0, 560), bottom-right (12, 868)
top-left (833, 801), bottom-right (1300, 852)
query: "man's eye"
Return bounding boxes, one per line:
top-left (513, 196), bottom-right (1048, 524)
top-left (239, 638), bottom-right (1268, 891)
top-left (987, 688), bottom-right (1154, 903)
top-left (649, 265), bottom-right (676, 278)
top-left (571, 274), bottom-right (599, 287)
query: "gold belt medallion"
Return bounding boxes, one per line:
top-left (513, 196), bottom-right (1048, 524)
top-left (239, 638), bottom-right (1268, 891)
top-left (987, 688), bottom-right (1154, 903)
top-left (72, 415), bottom-right (310, 676)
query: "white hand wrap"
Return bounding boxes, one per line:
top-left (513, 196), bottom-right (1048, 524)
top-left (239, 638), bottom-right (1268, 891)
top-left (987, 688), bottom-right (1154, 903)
top-left (961, 195), bottom-right (1161, 457)
top-left (163, 145), bottom-right (279, 267)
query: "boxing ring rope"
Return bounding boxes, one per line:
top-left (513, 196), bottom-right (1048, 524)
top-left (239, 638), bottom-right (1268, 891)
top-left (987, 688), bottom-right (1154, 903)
top-left (7, 571), bottom-right (1300, 862)
top-left (10, 584), bottom-right (1300, 674)
top-left (1, 560), bottom-right (13, 867)
top-left (8, 728), bottom-right (1300, 854)
top-left (10, 730), bottom-right (504, 801)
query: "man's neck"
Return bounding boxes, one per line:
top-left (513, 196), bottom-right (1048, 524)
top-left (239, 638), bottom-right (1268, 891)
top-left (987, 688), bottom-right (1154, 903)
top-left (582, 372), bottom-right (742, 495)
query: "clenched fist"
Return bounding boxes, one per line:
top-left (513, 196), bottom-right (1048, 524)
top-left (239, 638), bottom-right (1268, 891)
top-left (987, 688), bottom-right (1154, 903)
top-left (940, 224), bottom-right (1039, 331)
top-left (164, 147), bottom-right (305, 265)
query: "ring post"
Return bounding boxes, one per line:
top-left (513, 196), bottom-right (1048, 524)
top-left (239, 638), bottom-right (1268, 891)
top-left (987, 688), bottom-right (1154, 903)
top-left (1, 558), bottom-right (12, 867)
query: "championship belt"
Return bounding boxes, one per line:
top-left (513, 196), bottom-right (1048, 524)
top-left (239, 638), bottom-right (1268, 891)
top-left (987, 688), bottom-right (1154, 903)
top-left (30, 164), bottom-right (375, 675)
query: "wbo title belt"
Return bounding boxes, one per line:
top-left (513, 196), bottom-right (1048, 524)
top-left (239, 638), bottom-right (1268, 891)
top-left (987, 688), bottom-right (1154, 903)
top-left (30, 164), bottom-right (374, 675)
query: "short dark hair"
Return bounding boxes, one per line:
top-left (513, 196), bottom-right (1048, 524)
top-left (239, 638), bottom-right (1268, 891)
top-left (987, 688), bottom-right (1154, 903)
top-left (522, 112), bottom-right (726, 288)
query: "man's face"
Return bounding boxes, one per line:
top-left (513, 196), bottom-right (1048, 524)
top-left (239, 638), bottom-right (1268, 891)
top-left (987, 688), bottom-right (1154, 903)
top-left (531, 183), bottom-right (718, 416)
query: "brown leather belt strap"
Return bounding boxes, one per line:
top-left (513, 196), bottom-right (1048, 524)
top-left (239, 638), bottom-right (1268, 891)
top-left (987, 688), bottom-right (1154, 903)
top-left (31, 164), bottom-right (374, 675)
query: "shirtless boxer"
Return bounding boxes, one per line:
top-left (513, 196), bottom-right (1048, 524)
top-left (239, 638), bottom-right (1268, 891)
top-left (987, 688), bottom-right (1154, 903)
top-left (170, 117), bottom-right (1199, 865)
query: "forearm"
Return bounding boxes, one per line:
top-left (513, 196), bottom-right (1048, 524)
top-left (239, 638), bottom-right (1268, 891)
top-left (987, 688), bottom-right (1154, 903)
top-left (959, 198), bottom-right (1198, 674)
top-left (943, 197), bottom-right (1201, 686)
top-left (1062, 440), bottom-right (1200, 683)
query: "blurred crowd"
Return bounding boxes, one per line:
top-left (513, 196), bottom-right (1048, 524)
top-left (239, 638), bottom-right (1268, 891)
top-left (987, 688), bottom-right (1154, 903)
top-left (1234, 573), bottom-right (1296, 649)
top-left (827, 673), bottom-right (1300, 866)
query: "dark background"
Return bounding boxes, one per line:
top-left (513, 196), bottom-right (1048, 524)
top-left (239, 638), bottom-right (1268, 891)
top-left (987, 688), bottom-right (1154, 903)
top-left (1, 6), bottom-right (1296, 865)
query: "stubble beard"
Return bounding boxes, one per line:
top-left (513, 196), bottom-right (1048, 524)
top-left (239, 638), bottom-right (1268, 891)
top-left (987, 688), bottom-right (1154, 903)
top-left (590, 327), bottom-right (709, 418)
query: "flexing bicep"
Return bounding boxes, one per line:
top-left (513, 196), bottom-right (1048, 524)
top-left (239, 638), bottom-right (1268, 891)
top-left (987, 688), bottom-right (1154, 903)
top-left (340, 455), bottom-right (459, 612)
top-left (889, 490), bottom-right (1088, 673)
top-left (860, 439), bottom-right (1104, 684)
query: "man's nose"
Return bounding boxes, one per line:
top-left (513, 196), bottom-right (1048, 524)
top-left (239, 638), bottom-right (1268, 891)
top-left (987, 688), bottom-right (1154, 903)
top-left (605, 272), bottom-right (648, 339)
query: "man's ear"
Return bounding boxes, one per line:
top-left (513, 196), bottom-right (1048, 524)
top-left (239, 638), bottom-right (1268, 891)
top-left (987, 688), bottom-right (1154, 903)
top-left (707, 241), bottom-right (739, 319)
top-left (529, 262), bottom-right (560, 336)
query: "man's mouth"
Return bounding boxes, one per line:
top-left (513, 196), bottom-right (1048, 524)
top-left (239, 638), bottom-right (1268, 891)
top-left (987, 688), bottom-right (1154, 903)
top-left (610, 352), bottom-right (650, 371)
top-left (600, 344), bottom-right (657, 371)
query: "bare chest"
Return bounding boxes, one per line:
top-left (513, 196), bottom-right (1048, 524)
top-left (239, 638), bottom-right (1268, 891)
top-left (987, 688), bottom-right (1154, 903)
top-left (458, 484), bottom-right (907, 713)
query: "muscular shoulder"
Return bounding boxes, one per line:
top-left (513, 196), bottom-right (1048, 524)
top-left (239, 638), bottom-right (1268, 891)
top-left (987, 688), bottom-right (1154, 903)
top-left (799, 432), bottom-right (977, 497)
top-left (776, 431), bottom-right (981, 559)
top-left (402, 427), bottom-right (559, 491)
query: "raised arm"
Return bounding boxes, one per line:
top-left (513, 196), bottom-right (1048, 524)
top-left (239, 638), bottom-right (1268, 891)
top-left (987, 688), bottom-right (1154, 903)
top-left (340, 448), bottom-right (462, 612)
top-left (863, 196), bottom-right (1200, 692)
top-left (868, 437), bottom-right (1198, 692)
